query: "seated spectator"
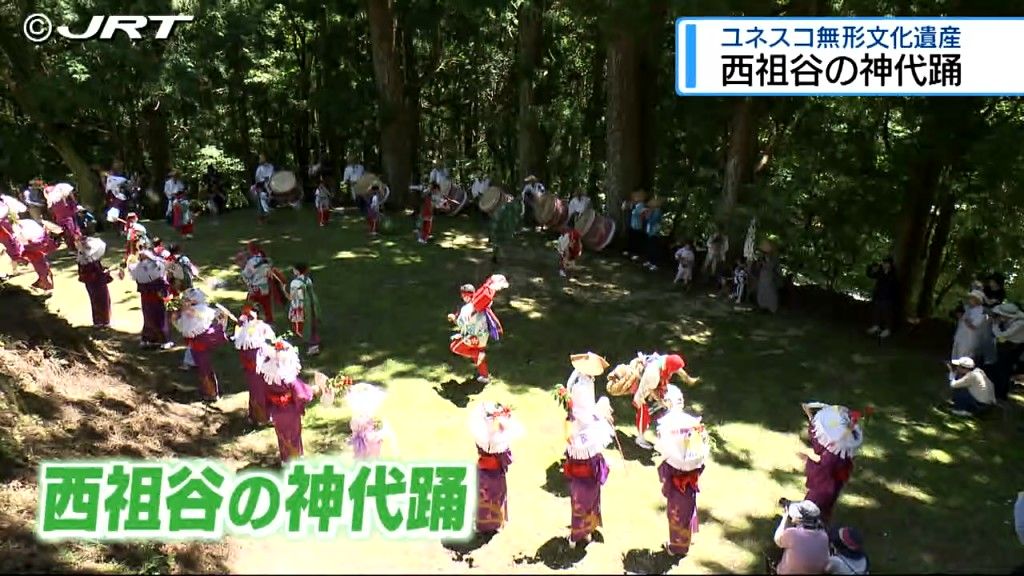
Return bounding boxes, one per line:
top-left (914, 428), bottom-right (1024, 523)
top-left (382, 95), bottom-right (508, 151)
top-left (826, 526), bottom-right (869, 574)
top-left (946, 357), bottom-right (996, 416)
top-left (771, 499), bottom-right (830, 575)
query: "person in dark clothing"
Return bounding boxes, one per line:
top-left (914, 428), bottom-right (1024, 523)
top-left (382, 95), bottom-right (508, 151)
top-left (866, 257), bottom-right (899, 339)
top-left (985, 272), bottom-right (1007, 306)
top-left (201, 165), bottom-right (227, 214)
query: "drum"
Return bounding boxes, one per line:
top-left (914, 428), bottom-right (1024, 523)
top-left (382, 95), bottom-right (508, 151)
top-left (575, 208), bottom-right (617, 252)
top-left (270, 171), bottom-right (297, 195)
top-left (354, 173), bottom-right (390, 205)
top-left (478, 186), bottom-right (511, 215)
top-left (534, 193), bottom-right (568, 230)
top-left (437, 181), bottom-right (469, 216)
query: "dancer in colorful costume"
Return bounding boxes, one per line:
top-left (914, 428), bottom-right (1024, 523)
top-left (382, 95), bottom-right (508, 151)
top-left (120, 213), bottom-right (149, 269)
top-left (240, 242), bottom-right (287, 323)
top-left (556, 227), bottom-right (583, 278)
top-left (315, 178), bottom-right (332, 227)
top-left (344, 381), bottom-right (396, 459)
top-left (417, 184), bottom-right (436, 244)
top-left (257, 339), bottom-right (315, 463)
top-left (75, 235), bottom-right (112, 328)
top-left (288, 263), bottom-right (321, 356)
top-left (448, 275), bottom-right (508, 383)
top-left (470, 401), bottom-right (524, 535)
top-left (171, 191), bottom-right (194, 238)
top-left (44, 183), bottom-right (81, 248)
top-left (129, 249), bottom-right (174, 349)
top-left (560, 352), bottom-right (615, 546)
top-left (654, 385), bottom-right (710, 556)
top-left (632, 353), bottom-right (699, 449)
top-left (233, 306), bottom-right (276, 425)
top-left (0, 197), bottom-right (56, 291)
top-left (171, 288), bottom-right (230, 401)
top-left (799, 402), bottom-right (866, 524)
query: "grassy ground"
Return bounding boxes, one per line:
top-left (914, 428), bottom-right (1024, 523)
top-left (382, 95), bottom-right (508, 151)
top-left (2, 205), bottom-right (1023, 574)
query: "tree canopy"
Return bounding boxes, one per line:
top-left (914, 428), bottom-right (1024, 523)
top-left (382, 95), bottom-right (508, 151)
top-left (2, 0), bottom-right (1024, 317)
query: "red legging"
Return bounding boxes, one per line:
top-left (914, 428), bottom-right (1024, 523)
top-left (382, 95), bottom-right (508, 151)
top-left (420, 218), bottom-right (432, 241)
top-left (177, 223), bottom-right (194, 236)
top-left (368, 215), bottom-right (378, 234)
top-left (634, 401), bottom-right (651, 436)
top-left (318, 209), bottom-right (331, 226)
top-left (450, 338), bottom-right (489, 377)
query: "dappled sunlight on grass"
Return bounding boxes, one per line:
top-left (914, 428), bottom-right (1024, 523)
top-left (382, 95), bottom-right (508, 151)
top-left (7, 209), bottom-right (1023, 574)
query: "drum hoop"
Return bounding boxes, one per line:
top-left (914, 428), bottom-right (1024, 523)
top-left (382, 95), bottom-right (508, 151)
top-left (270, 171), bottom-right (297, 193)
top-left (595, 219), bottom-right (617, 251)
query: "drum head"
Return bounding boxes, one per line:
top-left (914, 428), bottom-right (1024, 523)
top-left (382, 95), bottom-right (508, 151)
top-left (480, 186), bottom-right (504, 212)
top-left (355, 173), bottom-right (381, 197)
top-left (575, 208), bottom-right (596, 236)
top-left (270, 171), bottom-right (297, 194)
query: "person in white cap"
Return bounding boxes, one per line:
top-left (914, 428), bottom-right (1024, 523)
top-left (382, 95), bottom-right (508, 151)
top-left (946, 357), bottom-right (996, 416)
top-left (470, 401), bottom-right (523, 535)
top-left (44, 183), bottom-right (81, 248)
top-left (770, 499), bottom-right (830, 574)
top-left (558, 357), bottom-right (614, 546)
top-left (233, 305), bottom-right (276, 426)
top-left (990, 301), bottom-right (1024, 400)
top-left (344, 381), bottom-right (396, 459)
top-left (74, 235), bottom-right (112, 328)
top-left (257, 338), bottom-right (316, 463)
top-left (952, 290), bottom-right (990, 361)
top-left (129, 249), bottom-right (174, 350)
top-left (171, 288), bottom-right (230, 402)
top-left (653, 388), bottom-right (709, 556)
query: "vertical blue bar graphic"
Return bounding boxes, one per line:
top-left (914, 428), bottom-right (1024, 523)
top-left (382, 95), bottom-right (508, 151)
top-left (685, 24), bottom-right (697, 89)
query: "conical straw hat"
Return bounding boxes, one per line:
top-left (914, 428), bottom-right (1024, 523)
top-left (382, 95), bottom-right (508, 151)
top-left (571, 352), bottom-right (610, 377)
top-left (354, 173), bottom-right (382, 197)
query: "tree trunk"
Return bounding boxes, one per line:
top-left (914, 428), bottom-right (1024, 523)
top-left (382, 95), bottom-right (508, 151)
top-left (516, 0), bottom-right (545, 182)
top-left (893, 154), bottom-right (943, 317)
top-left (916, 186), bottom-right (955, 319)
top-left (366, 0), bottom-right (414, 207)
top-left (604, 27), bottom-right (642, 222)
top-left (144, 99), bottom-right (171, 212)
top-left (400, 17), bottom-right (421, 183)
top-left (637, 0), bottom-right (668, 190)
top-left (585, 29), bottom-right (606, 202)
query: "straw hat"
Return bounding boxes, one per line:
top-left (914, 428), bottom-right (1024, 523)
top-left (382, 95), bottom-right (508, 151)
top-left (966, 289), bottom-right (986, 304)
top-left (570, 352), bottom-right (610, 377)
top-left (951, 356), bottom-right (976, 370)
top-left (648, 197), bottom-right (664, 208)
top-left (523, 175), bottom-right (538, 183)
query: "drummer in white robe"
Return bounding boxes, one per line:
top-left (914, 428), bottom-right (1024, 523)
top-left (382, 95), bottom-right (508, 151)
top-left (163, 170), bottom-right (185, 221)
top-left (344, 157), bottom-right (365, 204)
top-left (429, 158), bottom-right (450, 187)
top-left (520, 175), bottom-right (546, 230)
top-left (567, 191), bottom-right (591, 227)
top-left (254, 154), bottom-right (274, 197)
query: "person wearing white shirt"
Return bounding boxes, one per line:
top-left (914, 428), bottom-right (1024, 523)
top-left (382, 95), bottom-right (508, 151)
top-left (673, 243), bottom-right (696, 287)
top-left (520, 175), bottom-right (545, 228)
top-left (429, 159), bottom-right (450, 187)
top-left (470, 175), bottom-right (490, 201)
top-left (990, 302), bottom-right (1024, 400)
top-left (566, 191), bottom-right (590, 226)
top-left (946, 356), bottom-right (996, 416)
top-left (343, 158), bottom-right (365, 203)
top-left (163, 170), bottom-right (185, 220)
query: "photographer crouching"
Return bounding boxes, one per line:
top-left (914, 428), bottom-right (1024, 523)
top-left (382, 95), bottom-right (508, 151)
top-left (766, 499), bottom-right (830, 574)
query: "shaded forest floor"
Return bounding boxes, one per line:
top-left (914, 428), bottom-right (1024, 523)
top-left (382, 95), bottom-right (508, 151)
top-left (1, 207), bottom-right (1022, 574)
